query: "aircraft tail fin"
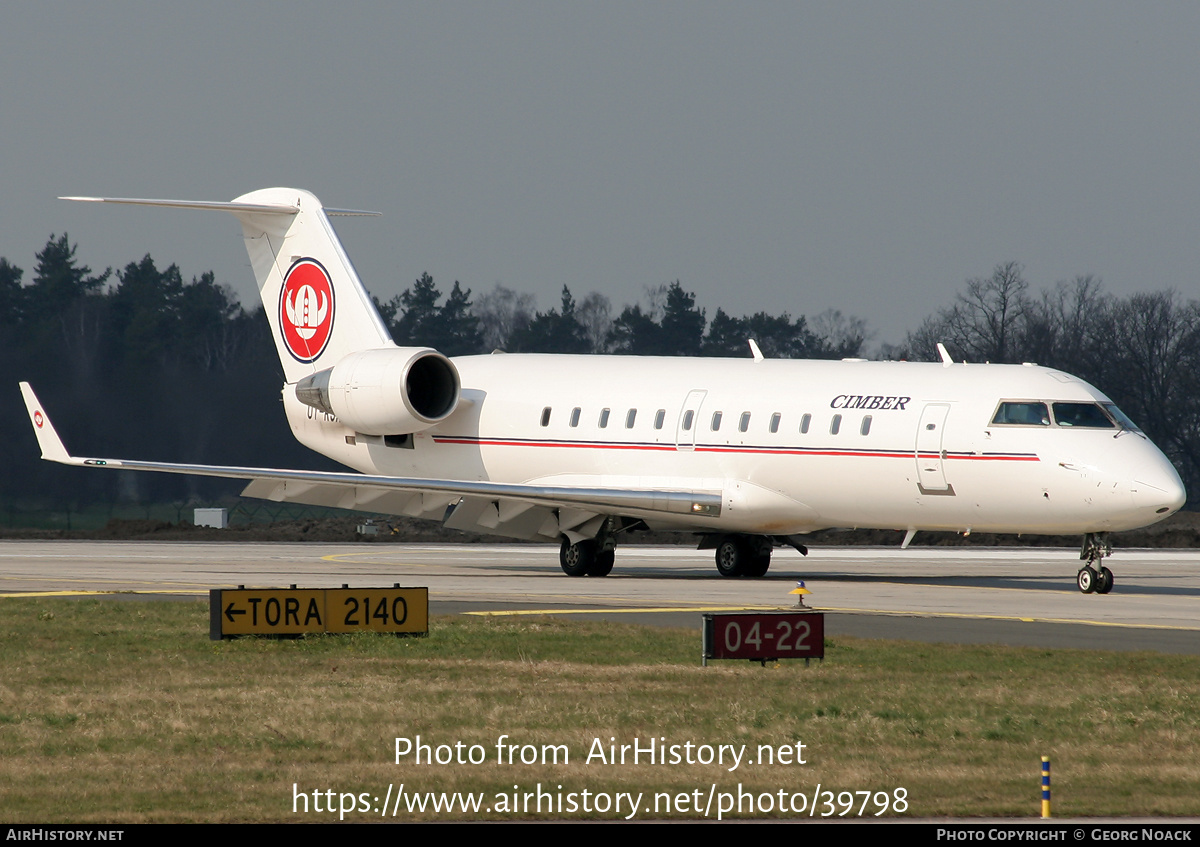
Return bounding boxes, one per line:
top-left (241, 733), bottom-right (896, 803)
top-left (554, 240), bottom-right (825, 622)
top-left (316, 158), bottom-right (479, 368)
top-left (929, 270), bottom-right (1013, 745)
top-left (62, 189), bottom-right (394, 384)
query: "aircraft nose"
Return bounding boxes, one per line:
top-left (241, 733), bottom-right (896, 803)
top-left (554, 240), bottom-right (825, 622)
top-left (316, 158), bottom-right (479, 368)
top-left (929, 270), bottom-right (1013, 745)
top-left (1131, 461), bottom-right (1187, 519)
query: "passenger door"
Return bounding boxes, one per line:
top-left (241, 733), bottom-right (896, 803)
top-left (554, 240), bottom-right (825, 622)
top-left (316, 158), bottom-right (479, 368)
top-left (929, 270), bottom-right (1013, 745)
top-left (915, 403), bottom-right (952, 493)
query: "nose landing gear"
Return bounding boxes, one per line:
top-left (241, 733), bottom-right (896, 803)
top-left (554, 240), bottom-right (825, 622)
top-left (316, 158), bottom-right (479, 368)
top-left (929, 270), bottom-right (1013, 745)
top-left (1077, 532), bottom-right (1114, 594)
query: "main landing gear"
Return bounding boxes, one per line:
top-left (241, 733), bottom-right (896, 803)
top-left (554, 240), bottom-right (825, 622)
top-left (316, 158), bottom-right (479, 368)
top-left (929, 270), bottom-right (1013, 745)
top-left (558, 527), bottom-right (802, 579)
top-left (713, 535), bottom-right (773, 578)
top-left (1077, 532), bottom-right (1114, 595)
top-left (559, 537), bottom-right (615, 577)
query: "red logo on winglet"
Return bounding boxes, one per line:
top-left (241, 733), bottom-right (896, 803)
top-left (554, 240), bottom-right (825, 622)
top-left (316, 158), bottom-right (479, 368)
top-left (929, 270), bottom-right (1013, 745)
top-left (280, 259), bottom-right (335, 363)
top-left (34, 411), bottom-right (44, 429)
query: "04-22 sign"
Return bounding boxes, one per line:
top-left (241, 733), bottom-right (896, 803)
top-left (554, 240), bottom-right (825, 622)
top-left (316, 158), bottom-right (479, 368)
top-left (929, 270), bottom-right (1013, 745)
top-left (723, 616), bottom-right (811, 653)
top-left (703, 612), bottom-right (825, 664)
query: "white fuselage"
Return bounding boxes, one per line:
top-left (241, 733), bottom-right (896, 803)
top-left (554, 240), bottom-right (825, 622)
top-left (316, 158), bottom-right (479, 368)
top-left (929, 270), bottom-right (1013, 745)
top-left (282, 354), bottom-right (1186, 538)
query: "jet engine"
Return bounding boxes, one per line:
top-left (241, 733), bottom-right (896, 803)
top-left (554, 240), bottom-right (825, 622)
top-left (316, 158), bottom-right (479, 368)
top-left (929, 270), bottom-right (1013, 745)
top-left (294, 347), bottom-right (461, 435)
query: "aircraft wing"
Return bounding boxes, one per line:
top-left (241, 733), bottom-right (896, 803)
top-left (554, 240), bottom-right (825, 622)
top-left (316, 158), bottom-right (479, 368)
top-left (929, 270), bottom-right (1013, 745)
top-left (19, 383), bottom-right (721, 542)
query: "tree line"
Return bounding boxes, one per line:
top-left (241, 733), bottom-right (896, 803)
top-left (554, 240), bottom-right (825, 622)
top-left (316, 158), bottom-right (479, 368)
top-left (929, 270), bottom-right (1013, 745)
top-left (2, 237), bottom-right (1197, 512)
top-left (375, 273), bottom-right (865, 359)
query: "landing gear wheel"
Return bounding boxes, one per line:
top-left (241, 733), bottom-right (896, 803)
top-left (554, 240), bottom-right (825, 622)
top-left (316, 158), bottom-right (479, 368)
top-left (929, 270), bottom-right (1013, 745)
top-left (560, 538), bottom-right (595, 577)
top-left (715, 537), bottom-right (745, 577)
top-left (587, 549), bottom-right (615, 577)
top-left (1078, 532), bottom-right (1114, 596)
top-left (742, 549), bottom-right (771, 578)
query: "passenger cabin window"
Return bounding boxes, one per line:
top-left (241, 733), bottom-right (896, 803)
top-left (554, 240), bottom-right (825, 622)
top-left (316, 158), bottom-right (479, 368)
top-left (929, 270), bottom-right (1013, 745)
top-left (800, 413), bottom-right (811, 434)
top-left (769, 412), bottom-right (781, 434)
top-left (599, 408), bottom-right (610, 428)
top-left (860, 415), bottom-right (872, 435)
top-left (830, 414), bottom-right (842, 435)
top-left (739, 412), bottom-right (751, 432)
top-left (626, 408), bottom-right (637, 429)
top-left (654, 409), bottom-right (666, 430)
top-left (711, 411), bottom-right (723, 431)
top-left (991, 401), bottom-right (1050, 426)
top-left (682, 410), bottom-right (694, 431)
top-left (540, 407), bottom-right (551, 427)
top-left (1053, 403), bottom-right (1115, 428)
top-left (570, 407), bottom-right (581, 427)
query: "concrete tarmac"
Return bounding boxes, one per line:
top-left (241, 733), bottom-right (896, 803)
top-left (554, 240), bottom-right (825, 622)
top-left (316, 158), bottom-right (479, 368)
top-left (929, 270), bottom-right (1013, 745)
top-left (1, 540), bottom-right (1198, 653)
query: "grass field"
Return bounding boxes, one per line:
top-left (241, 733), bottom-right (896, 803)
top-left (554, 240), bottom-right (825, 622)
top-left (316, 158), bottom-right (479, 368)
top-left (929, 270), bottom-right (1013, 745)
top-left (2, 597), bottom-right (1199, 821)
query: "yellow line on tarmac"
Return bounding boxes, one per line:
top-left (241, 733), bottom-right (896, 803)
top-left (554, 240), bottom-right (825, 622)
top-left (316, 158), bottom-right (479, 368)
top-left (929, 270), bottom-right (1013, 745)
top-left (321, 552), bottom-right (433, 567)
top-left (0, 576), bottom-right (214, 588)
top-left (1, 590), bottom-right (122, 598)
top-left (466, 605), bottom-right (785, 616)
top-left (812, 605), bottom-right (1200, 632)
top-left (468, 604), bottom-right (1200, 632)
top-left (0, 589), bottom-right (210, 599)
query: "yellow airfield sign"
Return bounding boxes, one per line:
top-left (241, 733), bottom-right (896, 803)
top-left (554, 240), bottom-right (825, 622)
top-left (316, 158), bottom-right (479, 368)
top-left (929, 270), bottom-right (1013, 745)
top-left (217, 588), bottom-right (325, 636)
top-left (210, 586), bottom-right (428, 639)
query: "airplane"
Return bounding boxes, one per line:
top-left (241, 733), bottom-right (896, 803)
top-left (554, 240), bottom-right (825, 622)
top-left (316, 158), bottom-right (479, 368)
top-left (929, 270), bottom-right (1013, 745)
top-left (20, 188), bottom-right (1187, 593)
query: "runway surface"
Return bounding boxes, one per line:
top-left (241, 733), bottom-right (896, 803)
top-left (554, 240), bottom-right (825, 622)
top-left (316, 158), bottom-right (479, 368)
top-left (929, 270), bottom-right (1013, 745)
top-left (1, 540), bottom-right (1198, 653)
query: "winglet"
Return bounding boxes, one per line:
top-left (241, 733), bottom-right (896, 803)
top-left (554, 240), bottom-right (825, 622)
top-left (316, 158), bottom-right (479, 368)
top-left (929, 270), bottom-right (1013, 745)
top-left (748, 339), bottom-right (765, 362)
top-left (936, 342), bottom-right (953, 368)
top-left (19, 383), bottom-right (76, 464)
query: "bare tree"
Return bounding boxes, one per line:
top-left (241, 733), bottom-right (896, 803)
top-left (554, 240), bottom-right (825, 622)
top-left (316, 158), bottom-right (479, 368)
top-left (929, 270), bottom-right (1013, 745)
top-left (642, 283), bottom-right (669, 322)
top-left (948, 262), bottom-right (1029, 362)
top-left (905, 262), bottom-right (1030, 362)
top-left (576, 291), bottom-right (612, 353)
top-left (1103, 292), bottom-right (1200, 463)
top-left (1020, 275), bottom-right (1107, 372)
top-left (472, 284), bottom-right (535, 351)
top-left (810, 309), bottom-right (870, 358)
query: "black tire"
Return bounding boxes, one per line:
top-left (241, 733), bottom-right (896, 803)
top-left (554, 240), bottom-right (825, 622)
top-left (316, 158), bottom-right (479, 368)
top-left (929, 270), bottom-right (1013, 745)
top-left (560, 538), bottom-right (595, 577)
top-left (1077, 566), bottom-right (1097, 594)
top-left (1096, 566), bottom-right (1114, 595)
top-left (715, 537), bottom-right (745, 577)
top-left (588, 549), bottom-right (615, 577)
top-left (742, 549), bottom-right (771, 578)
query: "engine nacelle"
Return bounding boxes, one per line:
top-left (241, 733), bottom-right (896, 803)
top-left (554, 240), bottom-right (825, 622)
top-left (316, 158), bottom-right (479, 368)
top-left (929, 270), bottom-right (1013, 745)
top-left (294, 347), bottom-right (461, 435)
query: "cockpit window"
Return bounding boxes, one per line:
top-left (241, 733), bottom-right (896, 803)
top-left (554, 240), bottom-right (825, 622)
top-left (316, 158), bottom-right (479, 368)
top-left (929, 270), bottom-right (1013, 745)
top-left (991, 400), bottom-right (1139, 431)
top-left (1102, 403), bottom-right (1142, 433)
top-left (1052, 403), bottom-right (1115, 428)
top-left (991, 402), bottom-right (1050, 426)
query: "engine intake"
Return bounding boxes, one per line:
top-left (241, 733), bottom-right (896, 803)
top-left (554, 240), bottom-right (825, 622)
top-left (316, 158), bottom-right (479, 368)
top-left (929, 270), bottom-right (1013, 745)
top-left (295, 347), bottom-right (461, 435)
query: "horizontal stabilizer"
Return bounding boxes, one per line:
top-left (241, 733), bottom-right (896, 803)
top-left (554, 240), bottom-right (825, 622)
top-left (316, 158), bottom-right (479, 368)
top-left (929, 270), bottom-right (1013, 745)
top-left (60, 196), bottom-right (301, 215)
top-left (61, 196), bottom-right (380, 216)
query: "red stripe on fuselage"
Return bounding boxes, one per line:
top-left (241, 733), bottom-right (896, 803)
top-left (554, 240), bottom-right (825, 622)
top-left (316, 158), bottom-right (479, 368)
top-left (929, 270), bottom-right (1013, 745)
top-left (430, 436), bottom-right (1040, 462)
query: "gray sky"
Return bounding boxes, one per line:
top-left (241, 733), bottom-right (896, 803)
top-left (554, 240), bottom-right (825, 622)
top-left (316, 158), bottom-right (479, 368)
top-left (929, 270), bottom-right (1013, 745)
top-left (5, 2), bottom-right (1200, 347)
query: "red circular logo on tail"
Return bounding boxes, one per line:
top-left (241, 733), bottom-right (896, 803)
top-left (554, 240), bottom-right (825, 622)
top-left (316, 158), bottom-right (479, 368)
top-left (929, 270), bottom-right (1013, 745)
top-left (280, 259), bottom-right (335, 363)
top-left (34, 411), bottom-right (44, 429)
